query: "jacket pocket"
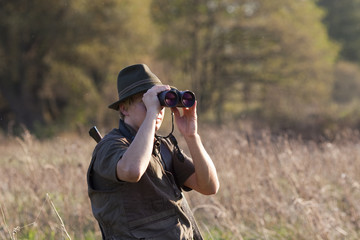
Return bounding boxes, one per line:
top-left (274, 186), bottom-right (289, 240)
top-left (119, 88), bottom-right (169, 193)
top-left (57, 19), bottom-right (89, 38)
top-left (129, 214), bottom-right (192, 239)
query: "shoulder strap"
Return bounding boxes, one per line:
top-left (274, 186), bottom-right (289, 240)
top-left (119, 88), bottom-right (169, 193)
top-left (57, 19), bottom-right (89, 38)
top-left (164, 133), bottom-right (185, 162)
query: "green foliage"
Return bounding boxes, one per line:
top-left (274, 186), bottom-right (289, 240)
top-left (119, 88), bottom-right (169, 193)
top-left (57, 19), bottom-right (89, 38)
top-left (0, 0), bottom-right (359, 135)
top-left (16, 228), bottom-right (57, 240)
top-left (203, 226), bottom-right (235, 239)
top-left (318, 0), bottom-right (360, 62)
top-left (248, 1), bottom-right (339, 130)
top-left (332, 61), bottom-right (360, 104)
top-left (0, 0), bottom-right (158, 136)
top-left (151, 0), bottom-right (339, 130)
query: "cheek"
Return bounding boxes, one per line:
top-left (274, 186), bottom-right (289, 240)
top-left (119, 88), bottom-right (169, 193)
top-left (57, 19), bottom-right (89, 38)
top-left (135, 102), bottom-right (147, 114)
top-left (138, 107), bottom-right (147, 120)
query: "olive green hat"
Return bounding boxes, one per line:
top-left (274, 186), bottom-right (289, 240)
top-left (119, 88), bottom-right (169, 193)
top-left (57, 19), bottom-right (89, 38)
top-left (108, 64), bottom-right (162, 110)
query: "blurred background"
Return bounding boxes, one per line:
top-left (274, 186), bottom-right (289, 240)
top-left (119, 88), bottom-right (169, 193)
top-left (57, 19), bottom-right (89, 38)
top-left (1, 0), bottom-right (360, 138)
top-left (2, 1), bottom-right (360, 239)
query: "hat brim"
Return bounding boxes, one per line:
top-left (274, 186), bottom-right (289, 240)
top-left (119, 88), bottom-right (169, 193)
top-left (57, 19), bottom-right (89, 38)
top-left (108, 82), bottom-right (162, 110)
top-left (108, 100), bottom-right (122, 110)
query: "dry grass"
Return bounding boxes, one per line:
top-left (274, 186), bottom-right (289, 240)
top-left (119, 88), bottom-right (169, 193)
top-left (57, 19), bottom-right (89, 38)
top-left (1, 127), bottom-right (360, 239)
top-left (0, 130), bottom-right (98, 239)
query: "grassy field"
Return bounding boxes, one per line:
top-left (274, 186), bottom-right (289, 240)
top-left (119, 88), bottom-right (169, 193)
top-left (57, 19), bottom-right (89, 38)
top-left (1, 126), bottom-right (360, 239)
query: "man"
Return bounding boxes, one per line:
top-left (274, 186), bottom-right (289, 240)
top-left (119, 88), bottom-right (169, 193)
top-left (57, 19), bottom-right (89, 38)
top-left (87, 64), bottom-right (219, 239)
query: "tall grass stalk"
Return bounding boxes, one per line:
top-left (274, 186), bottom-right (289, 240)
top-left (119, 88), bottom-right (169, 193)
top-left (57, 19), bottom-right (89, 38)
top-left (1, 204), bottom-right (13, 240)
top-left (47, 193), bottom-right (72, 240)
top-left (1, 126), bottom-right (360, 239)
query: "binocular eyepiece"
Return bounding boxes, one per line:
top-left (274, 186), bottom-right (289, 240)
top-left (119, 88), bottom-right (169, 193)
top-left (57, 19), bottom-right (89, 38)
top-left (158, 88), bottom-right (196, 108)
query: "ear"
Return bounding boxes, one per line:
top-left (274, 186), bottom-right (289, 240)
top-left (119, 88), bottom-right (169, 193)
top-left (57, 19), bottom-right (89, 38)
top-left (119, 104), bottom-right (130, 117)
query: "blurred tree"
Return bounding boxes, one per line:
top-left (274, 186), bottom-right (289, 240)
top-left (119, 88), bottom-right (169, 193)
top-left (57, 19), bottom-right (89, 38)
top-left (333, 61), bottom-right (360, 104)
top-left (151, 0), bottom-right (248, 123)
top-left (318, 0), bottom-right (360, 62)
top-left (331, 61), bottom-right (360, 127)
top-left (317, 0), bottom-right (360, 129)
top-left (151, 0), bottom-right (338, 127)
top-left (248, 1), bottom-right (339, 129)
top-left (0, 0), bottom-right (157, 136)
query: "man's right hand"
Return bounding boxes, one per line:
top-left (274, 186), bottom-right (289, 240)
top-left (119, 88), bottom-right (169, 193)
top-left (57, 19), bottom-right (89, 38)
top-left (142, 85), bottom-right (170, 115)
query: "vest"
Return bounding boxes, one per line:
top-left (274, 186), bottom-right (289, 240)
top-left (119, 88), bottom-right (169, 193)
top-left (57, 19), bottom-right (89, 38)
top-left (87, 121), bottom-right (203, 239)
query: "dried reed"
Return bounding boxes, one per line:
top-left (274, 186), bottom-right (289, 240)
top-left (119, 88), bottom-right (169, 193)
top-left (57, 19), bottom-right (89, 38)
top-left (1, 127), bottom-right (360, 239)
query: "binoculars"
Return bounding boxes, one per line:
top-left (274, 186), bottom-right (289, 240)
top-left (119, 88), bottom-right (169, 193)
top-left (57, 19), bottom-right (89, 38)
top-left (158, 88), bottom-right (196, 108)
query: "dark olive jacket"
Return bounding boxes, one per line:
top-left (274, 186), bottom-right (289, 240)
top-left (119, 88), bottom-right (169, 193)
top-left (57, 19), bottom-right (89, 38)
top-left (87, 121), bottom-right (201, 239)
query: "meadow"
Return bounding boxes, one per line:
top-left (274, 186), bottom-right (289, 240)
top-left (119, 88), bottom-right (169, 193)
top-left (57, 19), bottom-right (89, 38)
top-left (1, 126), bottom-right (360, 240)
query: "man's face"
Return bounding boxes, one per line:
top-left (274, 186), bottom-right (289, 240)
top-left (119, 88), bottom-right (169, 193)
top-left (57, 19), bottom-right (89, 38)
top-left (125, 95), bottom-right (165, 131)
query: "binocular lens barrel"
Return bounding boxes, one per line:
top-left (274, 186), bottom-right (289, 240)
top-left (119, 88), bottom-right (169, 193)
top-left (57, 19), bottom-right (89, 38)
top-left (158, 89), bottom-right (196, 108)
top-left (164, 91), bottom-right (178, 107)
top-left (180, 91), bottom-right (196, 108)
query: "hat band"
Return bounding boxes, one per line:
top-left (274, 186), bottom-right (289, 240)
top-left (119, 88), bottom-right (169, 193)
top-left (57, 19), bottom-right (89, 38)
top-left (118, 78), bottom-right (161, 98)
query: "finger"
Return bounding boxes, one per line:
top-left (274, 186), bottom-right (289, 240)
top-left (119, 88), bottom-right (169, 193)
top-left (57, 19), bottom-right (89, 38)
top-left (183, 101), bottom-right (197, 115)
top-left (148, 85), bottom-right (171, 94)
top-left (171, 107), bottom-right (180, 118)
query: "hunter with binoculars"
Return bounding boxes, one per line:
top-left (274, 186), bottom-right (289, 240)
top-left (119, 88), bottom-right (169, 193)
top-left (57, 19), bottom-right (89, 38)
top-left (87, 64), bottom-right (219, 240)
